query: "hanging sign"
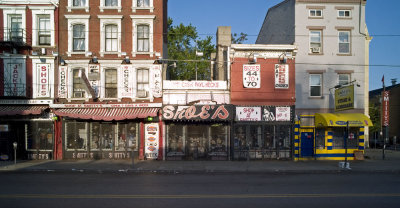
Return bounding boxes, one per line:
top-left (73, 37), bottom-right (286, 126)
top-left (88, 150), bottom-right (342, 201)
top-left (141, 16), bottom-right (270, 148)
top-left (4, 62), bottom-right (26, 96)
top-left (58, 66), bottom-right (68, 98)
top-left (335, 85), bottom-right (354, 112)
top-left (145, 123), bottom-right (159, 159)
top-left (89, 64), bottom-right (100, 97)
top-left (151, 65), bottom-right (162, 98)
top-left (243, 65), bottom-right (260, 88)
top-left (37, 64), bottom-right (50, 98)
top-left (236, 107), bottom-right (261, 121)
top-left (275, 64), bottom-right (289, 89)
top-left (382, 90), bottom-right (389, 126)
top-left (275, 106), bottom-right (291, 121)
top-left (120, 65), bottom-right (133, 97)
top-left (162, 105), bottom-right (233, 121)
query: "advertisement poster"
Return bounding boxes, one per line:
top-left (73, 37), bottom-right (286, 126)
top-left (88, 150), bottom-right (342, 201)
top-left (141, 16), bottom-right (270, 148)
top-left (145, 123), bottom-right (159, 159)
top-left (274, 64), bottom-right (289, 89)
top-left (335, 85), bottom-right (354, 112)
top-left (262, 106), bottom-right (276, 121)
top-left (120, 65), bottom-right (134, 97)
top-left (151, 65), bottom-right (162, 98)
top-left (4, 62), bottom-right (26, 96)
top-left (275, 107), bottom-right (291, 121)
top-left (58, 66), bottom-right (68, 98)
top-left (37, 64), bottom-right (50, 98)
top-left (243, 65), bottom-right (260, 88)
top-left (89, 65), bottom-right (100, 97)
top-left (236, 107), bottom-right (261, 121)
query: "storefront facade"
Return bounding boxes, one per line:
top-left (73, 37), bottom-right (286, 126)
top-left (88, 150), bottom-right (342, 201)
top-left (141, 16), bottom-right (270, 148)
top-left (295, 113), bottom-right (372, 160)
top-left (162, 104), bottom-right (233, 160)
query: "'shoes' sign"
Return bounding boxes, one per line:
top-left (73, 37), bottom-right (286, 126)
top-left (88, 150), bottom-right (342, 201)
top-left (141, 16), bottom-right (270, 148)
top-left (162, 105), bottom-right (233, 121)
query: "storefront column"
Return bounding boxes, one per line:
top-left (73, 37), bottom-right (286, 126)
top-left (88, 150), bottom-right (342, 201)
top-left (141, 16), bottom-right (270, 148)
top-left (53, 116), bottom-right (63, 160)
top-left (139, 122), bottom-right (145, 160)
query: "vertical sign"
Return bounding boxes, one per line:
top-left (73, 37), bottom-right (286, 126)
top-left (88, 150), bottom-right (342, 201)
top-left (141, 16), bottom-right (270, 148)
top-left (275, 107), bottom-right (291, 121)
top-left (151, 65), bottom-right (162, 98)
top-left (382, 91), bottom-right (389, 126)
top-left (89, 64), bottom-right (100, 98)
top-left (275, 64), bottom-right (289, 89)
top-left (37, 64), bottom-right (50, 97)
top-left (120, 65), bottom-right (133, 97)
top-left (243, 65), bottom-right (260, 88)
top-left (145, 123), bottom-right (159, 159)
top-left (58, 66), bottom-right (68, 98)
top-left (4, 62), bottom-right (25, 96)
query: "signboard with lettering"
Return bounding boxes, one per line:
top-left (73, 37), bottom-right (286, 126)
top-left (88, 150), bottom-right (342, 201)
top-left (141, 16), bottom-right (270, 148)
top-left (236, 107), bottom-right (261, 121)
top-left (58, 66), bottom-right (68, 98)
top-left (274, 64), bottom-right (289, 89)
top-left (37, 64), bottom-right (50, 97)
top-left (335, 85), bottom-right (354, 112)
top-left (162, 105), bottom-right (233, 121)
top-left (151, 65), bottom-right (162, 98)
top-left (4, 61), bottom-right (26, 96)
top-left (145, 123), bottom-right (159, 159)
top-left (89, 64), bottom-right (100, 97)
top-left (382, 90), bottom-right (389, 126)
top-left (243, 64), bottom-right (260, 88)
top-left (275, 106), bottom-right (291, 121)
top-left (163, 80), bottom-right (227, 90)
top-left (119, 65), bottom-right (134, 98)
top-left (50, 103), bottom-right (162, 108)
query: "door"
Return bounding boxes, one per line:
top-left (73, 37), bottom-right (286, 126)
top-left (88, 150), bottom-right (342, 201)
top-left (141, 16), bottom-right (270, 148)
top-left (301, 132), bottom-right (314, 157)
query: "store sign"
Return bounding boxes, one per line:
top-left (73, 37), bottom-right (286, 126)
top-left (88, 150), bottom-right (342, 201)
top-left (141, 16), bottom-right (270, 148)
top-left (236, 107), bottom-right (261, 121)
top-left (145, 123), bottom-right (159, 159)
top-left (4, 62), bottom-right (26, 96)
top-left (0, 99), bottom-right (52, 105)
top-left (163, 80), bottom-right (227, 90)
top-left (151, 65), bottom-right (162, 98)
top-left (382, 90), bottom-right (389, 126)
top-left (58, 66), bottom-right (68, 98)
top-left (243, 64), bottom-right (260, 88)
top-left (37, 64), bottom-right (50, 97)
top-left (120, 65), bottom-right (134, 97)
top-left (335, 85), bottom-right (354, 112)
top-left (275, 107), bottom-right (291, 121)
top-left (274, 64), bottom-right (289, 89)
top-left (162, 105), bottom-right (233, 121)
top-left (50, 103), bottom-right (162, 108)
top-left (89, 65), bottom-right (100, 97)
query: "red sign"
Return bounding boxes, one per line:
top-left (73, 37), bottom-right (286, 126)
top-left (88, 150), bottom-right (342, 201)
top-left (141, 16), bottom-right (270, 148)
top-left (382, 91), bottom-right (389, 126)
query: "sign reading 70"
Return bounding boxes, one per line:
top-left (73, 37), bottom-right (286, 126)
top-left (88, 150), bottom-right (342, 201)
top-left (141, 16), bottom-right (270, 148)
top-left (243, 65), bottom-right (260, 88)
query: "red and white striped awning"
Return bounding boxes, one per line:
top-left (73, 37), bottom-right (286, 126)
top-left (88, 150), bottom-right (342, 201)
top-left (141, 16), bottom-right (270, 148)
top-left (0, 105), bottom-right (48, 116)
top-left (53, 108), bottom-right (159, 121)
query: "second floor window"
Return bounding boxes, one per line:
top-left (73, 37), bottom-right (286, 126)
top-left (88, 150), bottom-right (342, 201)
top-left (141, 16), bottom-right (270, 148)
top-left (338, 74), bottom-right (350, 86)
top-left (9, 15), bottom-right (22, 42)
top-left (309, 30), bottom-right (322, 54)
top-left (73, 0), bottom-right (86, 6)
top-left (137, 0), bottom-right (150, 7)
top-left (137, 25), bottom-right (149, 52)
top-left (38, 15), bottom-right (51, 45)
top-left (105, 0), bottom-right (118, 6)
top-left (310, 74), bottom-right (322, 97)
top-left (73, 69), bottom-right (85, 98)
top-left (105, 25), bottom-right (118, 52)
top-left (137, 69), bottom-right (149, 97)
top-left (73, 24), bottom-right (85, 51)
top-left (338, 31), bottom-right (350, 54)
top-left (105, 69), bottom-right (118, 98)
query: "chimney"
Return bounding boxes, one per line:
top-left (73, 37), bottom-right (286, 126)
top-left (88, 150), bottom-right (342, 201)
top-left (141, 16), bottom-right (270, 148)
top-left (391, 78), bottom-right (397, 86)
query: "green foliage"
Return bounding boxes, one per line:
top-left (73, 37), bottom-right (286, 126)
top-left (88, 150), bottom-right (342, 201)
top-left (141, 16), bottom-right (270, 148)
top-left (232, 32), bottom-right (248, 44)
top-left (167, 18), bottom-right (215, 80)
top-left (369, 101), bottom-right (381, 133)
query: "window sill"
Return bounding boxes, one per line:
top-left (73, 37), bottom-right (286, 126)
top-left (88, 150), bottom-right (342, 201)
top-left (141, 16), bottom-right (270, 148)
top-left (132, 7), bottom-right (154, 12)
top-left (337, 17), bottom-right (352, 20)
top-left (66, 6), bottom-right (89, 12)
top-left (99, 98), bottom-right (121, 102)
top-left (308, 16), bottom-right (323, 19)
top-left (308, 53), bottom-right (324, 55)
top-left (308, 96), bottom-right (324, 99)
top-left (337, 53), bottom-right (352, 56)
top-left (67, 51), bottom-right (87, 57)
top-left (67, 98), bottom-right (90, 102)
top-left (100, 51), bottom-right (122, 57)
top-left (99, 6), bottom-right (122, 12)
top-left (132, 51), bottom-right (154, 57)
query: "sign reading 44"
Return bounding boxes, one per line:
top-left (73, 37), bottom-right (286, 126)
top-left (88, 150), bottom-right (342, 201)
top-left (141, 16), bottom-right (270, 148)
top-left (243, 65), bottom-right (260, 88)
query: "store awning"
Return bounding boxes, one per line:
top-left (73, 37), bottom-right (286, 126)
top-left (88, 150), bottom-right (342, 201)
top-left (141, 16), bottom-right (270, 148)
top-left (0, 105), bottom-right (48, 116)
top-left (53, 108), bottom-right (159, 121)
top-left (315, 113), bottom-right (373, 127)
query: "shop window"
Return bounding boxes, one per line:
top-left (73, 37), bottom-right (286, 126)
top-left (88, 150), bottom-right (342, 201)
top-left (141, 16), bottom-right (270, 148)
top-left (332, 128), bottom-right (345, 149)
top-left (210, 124), bottom-right (228, 154)
top-left (315, 128), bottom-right (325, 149)
top-left (276, 125), bottom-right (291, 150)
top-left (91, 123), bottom-right (101, 150)
top-left (100, 123), bottom-right (115, 150)
top-left (333, 127), bottom-right (359, 149)
top-left (234, 125), bottom-right (246, 150)
top-left (66, 122), bottom-right (87, 151)
top-left (347, 128), bottom-right (359, 149)
top-left (125, 123), bottom-right (139, 151)
top-left (26, 122), bottom-right (53, 151)
top-left (166, 124), bottom-right (185, 157)
top-left (249, 125), bottom-right (262, 149)
top-left (186, 125), bottom-right (209, 159)
top-left (264, 125), bottom-right (275, 149)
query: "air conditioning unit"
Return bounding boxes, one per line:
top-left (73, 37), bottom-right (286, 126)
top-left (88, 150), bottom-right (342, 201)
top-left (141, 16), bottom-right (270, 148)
top-left (311, 47), bottom-right (321, 53)
top-left (137, 90), bottom-right (148, 98)
top-left (73, 91), bottom-right (85, 98)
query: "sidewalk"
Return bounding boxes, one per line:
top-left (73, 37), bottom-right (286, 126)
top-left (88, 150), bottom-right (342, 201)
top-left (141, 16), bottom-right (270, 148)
top-left (1, 149), bottom-right (399, 174)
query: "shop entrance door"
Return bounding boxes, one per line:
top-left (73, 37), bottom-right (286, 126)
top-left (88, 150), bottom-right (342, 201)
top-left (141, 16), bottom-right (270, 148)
top-left (301, 132), bottom-right (314, 157)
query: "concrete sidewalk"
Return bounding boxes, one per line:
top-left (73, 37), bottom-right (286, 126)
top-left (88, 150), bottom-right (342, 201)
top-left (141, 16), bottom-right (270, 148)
top-left (1, 149), bottom-right (399, 174)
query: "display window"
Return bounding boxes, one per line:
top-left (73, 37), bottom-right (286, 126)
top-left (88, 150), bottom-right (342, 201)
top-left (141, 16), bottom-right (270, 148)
top-left (26, 121), bottom-right (53, 151)
top-left (332, 127), bottom-right (359, 149)
top-left (66, 122), bottom-right (88, 151)
top-left (315, 128), bottom-right (325, 149)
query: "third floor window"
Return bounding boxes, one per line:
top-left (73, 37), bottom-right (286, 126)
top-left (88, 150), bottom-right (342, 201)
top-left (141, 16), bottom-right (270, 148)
top-left (105, 25), bottom-right (118, 52)
top-left (137, 0), bottom-right (150, 7)
top-left (38, 15), bottom-right (51, 46)
top-left (73, 24), bottom-right (85, 52)
top-left (73, 0), bottom-right (86, 6)
top-left (137, 25), bottom-right (149, 52)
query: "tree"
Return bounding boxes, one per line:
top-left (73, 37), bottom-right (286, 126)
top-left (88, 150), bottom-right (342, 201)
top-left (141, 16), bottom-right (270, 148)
top-left (167, 18), bottom-right (215, 80)
top-left (231, 32), bottom-right (248, 44)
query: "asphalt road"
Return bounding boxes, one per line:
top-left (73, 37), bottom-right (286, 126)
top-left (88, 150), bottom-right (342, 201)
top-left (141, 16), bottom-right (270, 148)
top-left (0, 172), bottom-right (399, 208)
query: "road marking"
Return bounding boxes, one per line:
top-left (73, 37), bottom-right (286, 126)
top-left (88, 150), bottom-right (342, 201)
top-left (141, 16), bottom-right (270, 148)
top-left (0, 193), bottom-right (400, 199)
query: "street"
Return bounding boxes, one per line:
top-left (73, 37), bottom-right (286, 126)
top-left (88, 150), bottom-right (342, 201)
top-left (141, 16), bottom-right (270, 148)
top-left (0, 172), bottom-right (399, 208)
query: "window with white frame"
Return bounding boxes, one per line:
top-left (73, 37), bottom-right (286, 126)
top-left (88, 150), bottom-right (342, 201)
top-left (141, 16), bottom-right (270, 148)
top-left (309, 9), bottom-right (322, 17)
top-left (310, 74), bottom-right (322, 97)
top-left (338, 31), bottom-right (350, 54)
top-left (68, 0), bottom-right (89, 12)
top-left (9, 14), bottom-right (23, 42)
top-left (105, 25), bottom-right (118, 52)
top-left (133, 0), bottom-right (154, 12)
top-left (73, 24), bottom-right (85, 52)
top-left (137, 25), bottom-right (149, 52)
top-left (38, 15), bottom-right (51, 45)
top-left (73, 68), bottom-right (86, 98)
top-left (73, 0), bottom-right (86, 6)
top-left (99, 16), bottom-right (122, 56)
top-left (137, 68), bottom-right (149, 98)
top-left (105, 68), bottom-right (118, 98)
top-left (338, 74), bottom-right (351, 86)
top-left (105, 0), bottom-right (118, 6)
top-left (338, 10), bottom-right (351, 18)
top-left (100, 0), bottom-right (121, 12)
top-left (3, 9), bottom-right (26, 43)
top-left (137, 0), bottom-right (150, 7)
top-left (309, 30), bottom-right (322, 54)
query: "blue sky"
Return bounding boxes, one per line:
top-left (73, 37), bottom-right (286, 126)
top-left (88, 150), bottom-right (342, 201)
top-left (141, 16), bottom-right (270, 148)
top-left (169, 0), bottom-right (400, 90)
